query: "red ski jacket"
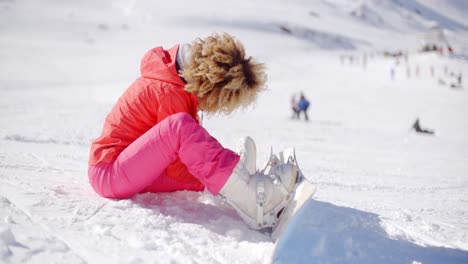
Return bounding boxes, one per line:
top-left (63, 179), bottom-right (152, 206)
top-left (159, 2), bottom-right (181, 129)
top-left (89, 45), bottom-right (202, 184)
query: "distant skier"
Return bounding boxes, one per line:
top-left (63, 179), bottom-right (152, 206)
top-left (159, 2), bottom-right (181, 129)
top-left (297, 93), bottom-right (310, 121)
top-left (88, 33), bottom-right (300, 232)
top-left (290, 94), bottom-right (300, 119)
top-left (411, 118), bottom-right (434, 135)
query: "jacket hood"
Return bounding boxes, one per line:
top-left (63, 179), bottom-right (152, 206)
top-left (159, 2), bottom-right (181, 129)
top-left (140, 44), bottom-right (185, 86)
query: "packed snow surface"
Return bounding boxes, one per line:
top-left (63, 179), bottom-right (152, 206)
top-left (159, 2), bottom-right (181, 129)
top-left (1, 0), bottom-right (467, 263)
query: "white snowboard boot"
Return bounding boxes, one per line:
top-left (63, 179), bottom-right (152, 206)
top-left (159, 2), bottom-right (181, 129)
top-left (236, 136), bottom-right (257, 175)
top-left (219, 161), bottom-right (298, 230)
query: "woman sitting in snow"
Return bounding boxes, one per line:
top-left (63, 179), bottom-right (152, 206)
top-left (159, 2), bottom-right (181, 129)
top-left (88, 33), bottom-right (299, 230)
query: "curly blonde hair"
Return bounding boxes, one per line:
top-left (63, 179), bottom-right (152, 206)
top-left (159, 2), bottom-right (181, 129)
top-left (181, 33), bottom-right (267, 114)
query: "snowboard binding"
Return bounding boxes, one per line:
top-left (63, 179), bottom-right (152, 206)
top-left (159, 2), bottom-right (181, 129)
top-left (256, 147), bottom-right (307, 230)
top-left (260, 147), bottom-right (305, 181)
top-left (226, 137), bottom-right (314, 237)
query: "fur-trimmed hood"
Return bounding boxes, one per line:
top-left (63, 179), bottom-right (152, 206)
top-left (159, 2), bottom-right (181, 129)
top-left (180, 33), bottom-right (267, 114)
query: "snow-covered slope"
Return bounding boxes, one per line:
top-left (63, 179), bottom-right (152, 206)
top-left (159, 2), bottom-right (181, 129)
top-left (1, 0), bottom-right (467, 263)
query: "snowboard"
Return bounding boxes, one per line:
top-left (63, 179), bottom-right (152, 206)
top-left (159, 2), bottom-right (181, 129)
top-left (271, 200), bottom-right (468, 264)
top-left (271, 176), bottom-right (316, 240)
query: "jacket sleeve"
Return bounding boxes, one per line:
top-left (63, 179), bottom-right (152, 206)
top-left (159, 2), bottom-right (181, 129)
top-left (156, 89), bottom-right (198, 123)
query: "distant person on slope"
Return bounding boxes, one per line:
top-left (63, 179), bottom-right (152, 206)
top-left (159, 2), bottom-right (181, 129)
top-left (290, 94), bottom-right (300, 119)
top-left (297, 93), bottom-right (310, 121)
top-left (411, 118), bottom-right (435, 135)
top-left (88, 33), bottom-right (300, 230)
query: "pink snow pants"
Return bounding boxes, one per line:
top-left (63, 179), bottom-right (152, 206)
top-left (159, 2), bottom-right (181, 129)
top-left (88, 113), bottom-right (240, 199)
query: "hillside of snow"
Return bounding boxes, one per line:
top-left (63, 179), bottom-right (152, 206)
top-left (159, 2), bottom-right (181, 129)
top-left (1, 0), bottom-right (467, 263)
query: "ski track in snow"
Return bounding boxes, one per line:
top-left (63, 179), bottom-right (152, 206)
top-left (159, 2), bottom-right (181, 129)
top-left (1, 0), bottom-right (468, 263)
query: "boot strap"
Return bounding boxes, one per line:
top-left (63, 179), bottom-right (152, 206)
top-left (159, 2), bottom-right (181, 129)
top-left (256, 179), bottom-right (265, 227)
